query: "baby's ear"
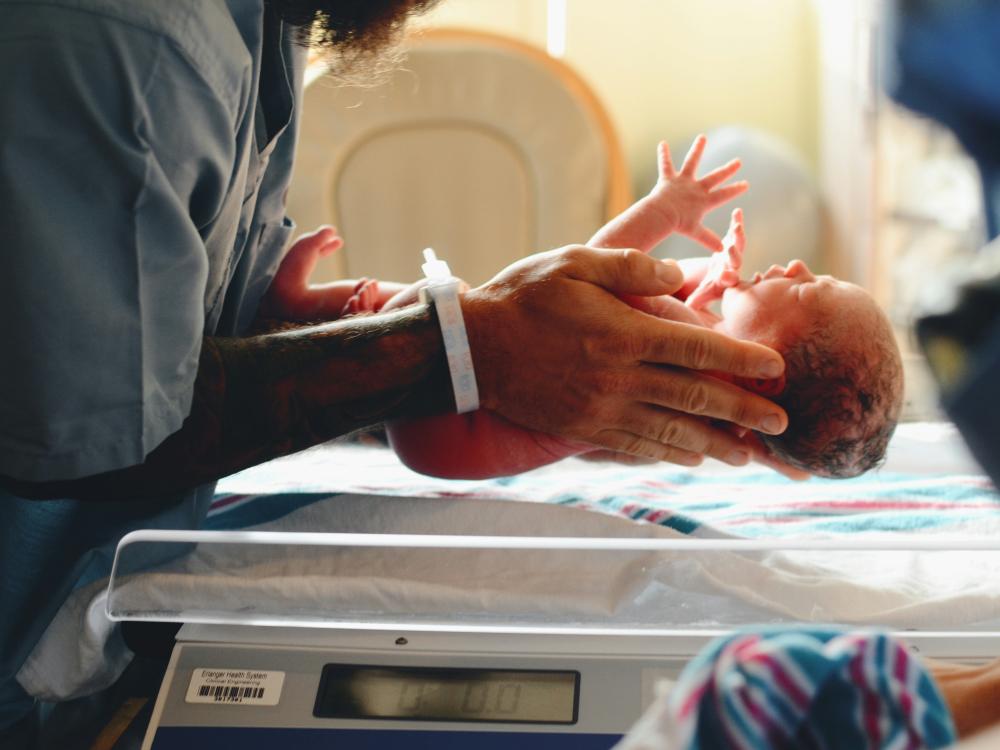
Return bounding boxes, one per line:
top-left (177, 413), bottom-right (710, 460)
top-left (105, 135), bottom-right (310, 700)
top-left (734, 373), bottom-right (786, 397)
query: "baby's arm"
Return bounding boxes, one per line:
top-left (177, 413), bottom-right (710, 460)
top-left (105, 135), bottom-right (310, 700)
top-left (588, 135), bottom-right (747, 254)
top-left (590, 136), bottom-right (745, 308)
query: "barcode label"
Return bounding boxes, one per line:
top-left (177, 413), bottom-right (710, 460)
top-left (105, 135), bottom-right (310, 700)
top-left (197, 685), bottom-right (266, 701)
top-left (185, 668), bottom-right (284, 706)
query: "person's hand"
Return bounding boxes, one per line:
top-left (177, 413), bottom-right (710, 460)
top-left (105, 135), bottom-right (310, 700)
top-left (576, 450), bottom-right (658, 466)
top-left (652, 135), bottom-right (749, 252)
top-left (686, 208), bottom-right (747, 310)
top-left (737, 430), bottom-right (812, 481)
top-left (381, 277), bottom-right (471, 312)
top-left (460, 245), bottom-right (788, 467)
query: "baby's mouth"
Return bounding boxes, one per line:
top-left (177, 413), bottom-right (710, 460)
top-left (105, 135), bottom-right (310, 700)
top-left (759, 265), bottom-right (789, 281)
top-left (725, 279), bottom-right (757, 296)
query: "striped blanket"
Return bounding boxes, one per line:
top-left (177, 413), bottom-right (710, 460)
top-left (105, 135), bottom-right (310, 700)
top-left (616, 628), bottom-right (956, 750)
top-left (213, 423), bottom-right (1000, 540)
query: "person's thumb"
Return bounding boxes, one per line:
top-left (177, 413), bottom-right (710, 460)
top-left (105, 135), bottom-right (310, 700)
top-left (565, 247), bottom-right (683, 297)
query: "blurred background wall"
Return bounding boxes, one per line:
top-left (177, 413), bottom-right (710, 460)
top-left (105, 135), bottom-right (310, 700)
top-left (414, 0), bottom-right (820, 196)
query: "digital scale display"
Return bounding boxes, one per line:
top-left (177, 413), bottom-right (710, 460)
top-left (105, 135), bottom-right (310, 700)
top-left (314, 664), bottom-right (580, 724)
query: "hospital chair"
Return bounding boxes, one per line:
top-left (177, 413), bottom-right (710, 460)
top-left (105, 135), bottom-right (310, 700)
top-left (286, 28), bottom-right (631, 286)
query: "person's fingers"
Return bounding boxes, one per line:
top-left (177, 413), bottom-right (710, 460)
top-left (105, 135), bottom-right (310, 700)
top-left (631, 319), bottom-right (786, 386)
top-left (563, 247), bottom-right (684, 296)
top-left (679, 134), bottom-right (707, 177)
top-left (577, 450), bottom-right (659, 466)
top-left (699, 158), bottom-right (742, 189)
top-left (708, 181), bottom-right (749, 208)
top-left (657, 141), bottom-right (676, 179)
top-left (752, 447), bottom-right (812, 481)
top-left (623, 292), bottom-right (705, 326)
top-left (615, 405), bottom-right (753, 465)
top-left (691, 225), bottom-right (723, 252)
top-left (624, 364), bottom-right (787, 434)
top-left (592, 429), bottom-right (704, 466)
top-left (719, 422), bottom-right (750, 439)
top-left (740, 432), bottom-right (812, 480)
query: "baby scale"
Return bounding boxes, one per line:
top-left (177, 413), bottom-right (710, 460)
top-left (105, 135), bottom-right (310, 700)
top-left (106, 529), bottom-right (1000, 749)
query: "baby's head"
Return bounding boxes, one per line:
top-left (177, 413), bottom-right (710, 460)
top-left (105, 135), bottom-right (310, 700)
top-left (719, 260), bottom-right (903, 478)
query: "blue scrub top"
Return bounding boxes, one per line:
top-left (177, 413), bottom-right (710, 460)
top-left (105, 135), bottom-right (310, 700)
top-left (0, 0), bottom-right (305, 726)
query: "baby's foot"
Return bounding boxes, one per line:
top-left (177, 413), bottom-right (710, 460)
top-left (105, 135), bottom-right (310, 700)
top-left (260, 226), bottom-right (343, 319)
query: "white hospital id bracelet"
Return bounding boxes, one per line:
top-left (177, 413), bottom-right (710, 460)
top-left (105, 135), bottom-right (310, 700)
top-left (419, 248), bottom-right (480, 414)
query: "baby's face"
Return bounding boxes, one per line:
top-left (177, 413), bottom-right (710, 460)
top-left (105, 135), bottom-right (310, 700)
top-left (717, 260), bottom-right (875, 348)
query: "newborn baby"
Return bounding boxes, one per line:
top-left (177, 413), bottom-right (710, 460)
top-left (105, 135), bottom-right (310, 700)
top-left (385, 138), bottom-right (903, 480)
top-left (266, 136), bottom-right (903, 479)
top-left (388, 210), bottom-right (902, 479)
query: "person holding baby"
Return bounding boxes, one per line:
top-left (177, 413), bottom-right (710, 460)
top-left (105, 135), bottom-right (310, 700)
top-left (0, 1), bottom-right (793, 742)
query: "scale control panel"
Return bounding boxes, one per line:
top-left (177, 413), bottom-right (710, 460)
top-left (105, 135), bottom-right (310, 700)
top-left (143, 633), bottom-right (688, 749)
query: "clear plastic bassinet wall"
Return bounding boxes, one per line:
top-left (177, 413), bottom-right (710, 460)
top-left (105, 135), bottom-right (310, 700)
top-left (107, 530), bottom-right (1000, 637)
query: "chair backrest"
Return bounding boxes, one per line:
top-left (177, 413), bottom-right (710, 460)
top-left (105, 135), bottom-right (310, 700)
top-left (287, 28), bottom-right (631, 286)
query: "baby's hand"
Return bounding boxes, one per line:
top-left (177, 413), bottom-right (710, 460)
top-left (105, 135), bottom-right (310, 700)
top-left (653, 135), bottom-right (748, 252)
top-left (719, 207), bottom-right (746, 275)
top-left (686, 208), bottom-right (746, 310)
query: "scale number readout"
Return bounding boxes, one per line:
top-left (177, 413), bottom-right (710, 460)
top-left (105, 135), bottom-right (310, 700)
top-left (185, 668), bottom-right (284, 706)
top-left (314, 664), bottom-right (579, 724)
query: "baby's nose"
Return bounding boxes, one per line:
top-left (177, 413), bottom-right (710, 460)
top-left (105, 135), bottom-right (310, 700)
top-left (784, 259), bottom-right (813, 279)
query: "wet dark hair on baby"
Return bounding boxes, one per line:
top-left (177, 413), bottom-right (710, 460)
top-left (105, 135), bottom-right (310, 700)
top-left (758, 324), bottom-right (903, 479)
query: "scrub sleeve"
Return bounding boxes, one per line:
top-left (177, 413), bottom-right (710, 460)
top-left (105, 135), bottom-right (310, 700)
top-left (0, 0), bottom-right (301, 729)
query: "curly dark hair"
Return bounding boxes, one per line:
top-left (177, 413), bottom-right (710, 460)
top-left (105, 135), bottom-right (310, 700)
top-left (758, 319), bottom-right (903, 478)
top-left (268, 0), bottom-right (441, 76)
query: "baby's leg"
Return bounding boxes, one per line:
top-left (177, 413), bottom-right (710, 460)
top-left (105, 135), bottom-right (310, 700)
top-left (388, 410), bottom-right (586, 479)
top-left (382, 287), bottom-right (589, 478)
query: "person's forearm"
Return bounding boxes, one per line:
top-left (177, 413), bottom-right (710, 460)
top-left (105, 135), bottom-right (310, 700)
top-left (587, 191), bottom-right (678, 253)
top-left (4, 305), bottom-right (453, 501)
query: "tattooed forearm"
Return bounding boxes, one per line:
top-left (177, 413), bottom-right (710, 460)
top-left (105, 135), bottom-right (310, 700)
top-left (3, 304), bottom-right (453, 501)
